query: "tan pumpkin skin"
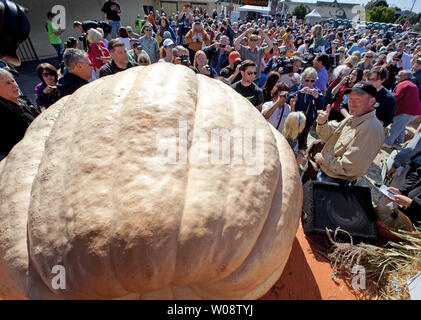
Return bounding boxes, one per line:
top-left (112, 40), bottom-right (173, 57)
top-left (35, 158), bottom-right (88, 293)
top-left (0, 64), bottom-right (302, 299)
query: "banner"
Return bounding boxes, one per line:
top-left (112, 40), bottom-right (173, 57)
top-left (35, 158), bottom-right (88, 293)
top-left (270, 0), bottom-right (278, 16)
top-left (242, 0), bottom-right (269, 6)
top-left (230, 11), bottom-right (240, 24)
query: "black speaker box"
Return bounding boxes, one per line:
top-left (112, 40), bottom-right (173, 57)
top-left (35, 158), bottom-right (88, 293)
top-left (302, 181), bottom-right (378, 241)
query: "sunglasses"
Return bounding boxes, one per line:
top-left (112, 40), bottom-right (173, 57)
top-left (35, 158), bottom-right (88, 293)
top-left (249, 38), bottom-right (258, 42)
top-left (246, 71), bottom-right (257, 75)
top-left (144, 29), bottom-right (152, 32)
top-left (366, 56), bottom-right (374, 58)
top-left (393, 58), bottom-right (401, 61)
top-left (304, 79), bottom-right (315, 83)
top-left (42, 72), bottom-right (55, 77)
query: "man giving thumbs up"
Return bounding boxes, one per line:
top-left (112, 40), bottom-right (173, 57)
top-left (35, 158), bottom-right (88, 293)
top-left (314, 82), bottom-right (385, 184)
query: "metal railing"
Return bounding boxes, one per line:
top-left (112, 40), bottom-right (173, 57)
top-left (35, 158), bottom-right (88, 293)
top-left (17, 37), bottom-right (39, 63)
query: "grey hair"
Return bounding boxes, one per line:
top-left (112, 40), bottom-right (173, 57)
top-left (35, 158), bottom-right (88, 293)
top-left (172, 45), bottom-right (188, 57)
top-left (399, 69), bottom-right (413, 78)
top-left (87, 28), bottom-right (103, 44)
top-left (63, 48), bottom-right (89, 71)
top-left (0, 67), bottom-right (13, 80)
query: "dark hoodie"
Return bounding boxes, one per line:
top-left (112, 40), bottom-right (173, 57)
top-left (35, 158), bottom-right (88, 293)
top-left (57, 71), bottom-right (89, 98)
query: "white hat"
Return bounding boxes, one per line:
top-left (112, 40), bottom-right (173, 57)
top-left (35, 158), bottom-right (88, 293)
top-left (163, 38), bottom-right (175, 47)
top-left (126, 26), bottom-right (132, 32)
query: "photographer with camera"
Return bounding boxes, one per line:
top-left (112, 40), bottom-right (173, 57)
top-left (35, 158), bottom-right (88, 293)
top-left (261, 81), bottom-right (292, 133)
top-left (193, 50), bottom-right (216, 78)
top-left (290, 67), bottom-right (325, 150)
top-left (218, 18), bottom-right (236, 46)
top-left (203, 35), bottom-right (231, 76)
top-left (172, 45), bottom-right (199, 73)
top-left (234, 27), bottom-right (273, 81)
top-left (279, 57), bottom-right (303, 88)
top-left (185, 20), bottom-right (211, 64)
top-left (220, 51), bottom-right (242, 84)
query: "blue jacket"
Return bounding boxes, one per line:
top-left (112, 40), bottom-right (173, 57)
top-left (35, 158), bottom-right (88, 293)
top-left (290, 83), bottom-right (325, 123)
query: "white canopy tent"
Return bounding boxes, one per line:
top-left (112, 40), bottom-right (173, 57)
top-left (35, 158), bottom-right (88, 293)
top-left (237, 5), bottom-right (270, 15)
top-left (305, 9), bottom-right (322, 24)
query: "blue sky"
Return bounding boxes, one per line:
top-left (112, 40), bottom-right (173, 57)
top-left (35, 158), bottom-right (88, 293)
top-left (290, 0), bottom-right (421, 13)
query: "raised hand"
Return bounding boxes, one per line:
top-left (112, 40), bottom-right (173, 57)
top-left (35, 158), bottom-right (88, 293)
top-left (316, 104), bottom-right (331, 125)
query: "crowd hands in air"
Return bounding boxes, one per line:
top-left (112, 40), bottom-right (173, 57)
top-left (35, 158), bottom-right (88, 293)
top-left (1, 1), bottom-right (420, 224)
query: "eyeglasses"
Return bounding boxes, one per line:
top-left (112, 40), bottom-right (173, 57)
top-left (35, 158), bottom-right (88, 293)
top-left (246, 71), bottom-right (257, 75)
top-left (42, 72), bottom-right (55, 77)
top-left (303, 79), bottom-right (315, 83)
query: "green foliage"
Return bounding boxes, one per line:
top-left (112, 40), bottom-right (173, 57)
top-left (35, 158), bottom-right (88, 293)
top-left (366, 0), bottom-right (389, 11)
top-left (366, 6), bottom-right (396, 23)
top-left (414, 23), bottom-right (421, 31)
top-left (394, 13), bottom-right (421, 26)
top-left (292, 4), bottom-right (308, 20)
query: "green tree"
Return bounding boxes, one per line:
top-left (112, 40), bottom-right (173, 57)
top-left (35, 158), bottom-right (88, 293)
top-left (366, 6), bottom-right (396, 23)
top-left (292, 4), bottom-right (308, 20)
top-left (366, 0), bottom-right (389, 11)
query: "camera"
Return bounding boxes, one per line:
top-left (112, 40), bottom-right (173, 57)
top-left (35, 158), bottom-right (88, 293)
top-left (234, 60), bottom-right (242, 70)
top-left (302, 55), bottom-right (316, 69)
top-left (0, 0), bottom-right (31, 66)
top-left (180, 54), bottom-right (190, 67)
top-left (272, 57), bottom-right (294, 74)
top-left (328, 54), bottom-right (340, 69)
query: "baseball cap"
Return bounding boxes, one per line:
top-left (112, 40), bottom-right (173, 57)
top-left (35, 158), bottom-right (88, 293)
top-left (229, 51), bottom-right (241, 62)
top-left (126, 26), bottom-right (132, 32)
top-left (163, 38), bottom-right (175, 47)
top-left (47, 11), bottom-right (57, 18)
top-left (171, 21), bottom-right (177, 27)
top-left (344, 81), bottom-right (377, 97)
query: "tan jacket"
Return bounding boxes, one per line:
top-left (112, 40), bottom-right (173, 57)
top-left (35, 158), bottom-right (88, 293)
top-left (316, 110), bottom-right (385, 181)
top-left (185, 29), bottom-right (211, 52)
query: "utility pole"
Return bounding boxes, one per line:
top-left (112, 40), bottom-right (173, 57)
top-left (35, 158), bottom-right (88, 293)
top-left (410, 0), bottom-right (416, 13)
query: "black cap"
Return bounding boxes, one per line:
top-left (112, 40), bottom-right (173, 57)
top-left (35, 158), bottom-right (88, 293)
top-left (344, 81), bottom-right (377, 97)
top-left (47, 11), bottom-right (57, 18)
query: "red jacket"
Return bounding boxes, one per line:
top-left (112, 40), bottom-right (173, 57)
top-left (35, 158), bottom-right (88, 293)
top-left (393, 80), bottom-right (421, 116)
top-left (88, 41), bottom-right (110, 71)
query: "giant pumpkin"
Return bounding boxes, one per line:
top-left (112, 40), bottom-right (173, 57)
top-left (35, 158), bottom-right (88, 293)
top-left (0, 64), bottom-right (302, 299)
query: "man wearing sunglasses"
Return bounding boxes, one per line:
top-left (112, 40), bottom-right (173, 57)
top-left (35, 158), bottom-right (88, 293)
top-left (386, 41), bottom-right (412, 70)
top-left (231, 60), bottom-right (264, 111)
top-left (138, 24), bottom-right (160, 63)
top-left (234, 27), bottom-right (273, 81)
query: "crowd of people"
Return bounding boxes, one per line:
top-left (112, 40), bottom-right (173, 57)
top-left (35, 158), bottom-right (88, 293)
top-left (1, 1), bottom-right (420, 225)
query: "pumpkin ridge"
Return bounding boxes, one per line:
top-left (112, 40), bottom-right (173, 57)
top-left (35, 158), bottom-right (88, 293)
top-left (172, 69), bottom-right (200, 286)
top-left (107, 69), bottom-right (140, 297)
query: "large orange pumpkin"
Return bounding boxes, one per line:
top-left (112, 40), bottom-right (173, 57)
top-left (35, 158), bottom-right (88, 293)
top-left (0, 64), bottom-right (302, 299)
